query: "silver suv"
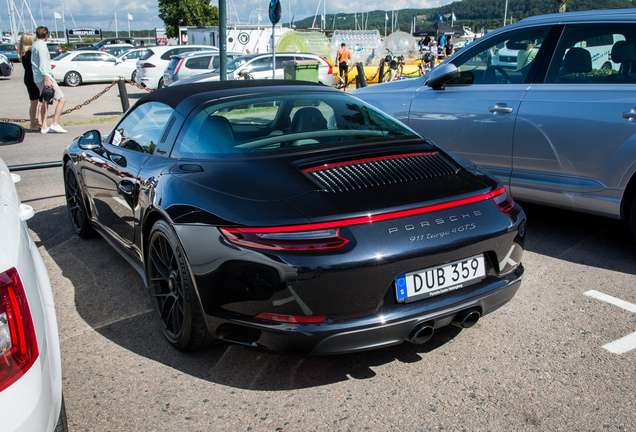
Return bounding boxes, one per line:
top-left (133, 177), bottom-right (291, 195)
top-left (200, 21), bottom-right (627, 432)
top-left (175, 52), bottom-right (335, 86)
top-left (353, 9), bottom-right (636, 236)
top-left (163, 51), bottom-right (243, 86)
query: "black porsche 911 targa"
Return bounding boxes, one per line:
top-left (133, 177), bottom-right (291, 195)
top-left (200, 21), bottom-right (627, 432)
top-left (63, 80), bottom-right (526, 355)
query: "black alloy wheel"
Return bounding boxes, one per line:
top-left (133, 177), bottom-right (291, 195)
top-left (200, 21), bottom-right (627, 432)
top-left (64, 161), bottom-right (94, 238)
top-left (146, 220), bottom-right (211, 351)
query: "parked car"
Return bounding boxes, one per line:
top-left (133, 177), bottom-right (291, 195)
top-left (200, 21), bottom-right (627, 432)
top-left (163, 50), bottom-right (243, 86)
top-left (0, 43), bottom-right (19, 61)
top-left (0, 122), bottom-right (67, 431)
top-left (46, 42), bottom-right (64, 59)
top-left (135, 45), bottom-right (217, 89)
top-left (116, 48), bottom-right (150, 82)
top-left (177, 52), bottom-right (335, 86)
top-left (100, 43), bottom-right (135, 57)
top-left (61, 80), bottom-right (525, 355)
top-left (76, 37), bottom-right (135, 51)
top-left (51, 50), bottom-right (135, 86)
top-left (0, 53), bottom-right (12, 77)
top-left (72, 42), bottom-right (93, 50)
top-left (353, 8), bottom-right (636, 237)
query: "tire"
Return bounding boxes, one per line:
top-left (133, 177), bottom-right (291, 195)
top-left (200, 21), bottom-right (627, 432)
top-left (382, 70), bottom-right (393, 83)
top-left (601, 62), bottom-right (612, 71)
top-left (64, 160), bottom-right (95, 239)
top-left (131, 70), bottom-right (137, 81)
top-left (157, 77), bottom-right (164, 89)
top-left (54, 395), bottom-right (68, 432)
top-left (146, 220), bottom-right (212, 351)
top-left (64, 71), bottom-right (81, 87)
top-left (629, 196), bottom-right (636, 240)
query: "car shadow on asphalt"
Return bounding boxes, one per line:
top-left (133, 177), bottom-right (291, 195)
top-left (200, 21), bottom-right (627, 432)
top-left (519, 201), bottom-right (636, 273)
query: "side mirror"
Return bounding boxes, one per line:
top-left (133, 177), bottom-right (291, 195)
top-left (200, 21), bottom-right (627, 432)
top-left (0, 122), bottom-right (25, 145)
top-left (78, 130), bottom-right (102, 150)
top-left (426, 63), bottom-right (460, 90)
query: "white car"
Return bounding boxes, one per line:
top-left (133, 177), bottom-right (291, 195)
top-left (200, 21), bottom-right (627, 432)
top-left (175, 52), bottom-right (335, 86)
top-left (134, 45), bottom-right (218, 89)
top-left (0, 122), bottom-right (67, 431)
top-left (51, 50), bottom-right (136, 86)
top-left (116, 48), bottom-right (150, 82)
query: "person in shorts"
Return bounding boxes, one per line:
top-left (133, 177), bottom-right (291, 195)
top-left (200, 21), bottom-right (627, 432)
top-left (336, 42), bottom-right (351, 88)
top-left (18, 33), bottom-right (40, 131)
top-left (31, 26), bottom-right (67, 133)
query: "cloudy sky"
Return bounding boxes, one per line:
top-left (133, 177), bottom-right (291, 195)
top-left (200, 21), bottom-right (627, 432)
top-left (1, 0), bottom-right (453, 35)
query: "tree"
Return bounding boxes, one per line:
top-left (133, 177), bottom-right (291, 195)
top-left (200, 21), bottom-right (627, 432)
top-left (158, 0), bottom-right (219, 38)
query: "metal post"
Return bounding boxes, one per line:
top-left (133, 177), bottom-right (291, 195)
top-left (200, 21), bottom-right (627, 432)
top-left (219, 0), bottom-right (227, 81)
top-left (117, 78), bottom-right (129, 112)
top-left (272, 23), bottom-right (275, 79)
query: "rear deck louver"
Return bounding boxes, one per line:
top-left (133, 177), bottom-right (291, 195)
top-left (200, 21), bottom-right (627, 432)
top-left (303, 152), bottom-right (459, 193)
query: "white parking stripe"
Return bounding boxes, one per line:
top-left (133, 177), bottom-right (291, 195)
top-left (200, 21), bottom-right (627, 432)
top-left (584, 290), bottom-right (636, 313)
top-left (584, 290), bottom-right (636, 355)
top-left (602, 332), bottom-right (636, 355)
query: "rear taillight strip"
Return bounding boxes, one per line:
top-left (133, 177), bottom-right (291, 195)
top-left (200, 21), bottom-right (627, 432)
top-left (225, 187), bottom-right (509, 235)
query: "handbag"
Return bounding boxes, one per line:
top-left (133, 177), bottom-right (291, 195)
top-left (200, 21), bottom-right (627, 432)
top-left (41, 86), bottom-right (55, 103)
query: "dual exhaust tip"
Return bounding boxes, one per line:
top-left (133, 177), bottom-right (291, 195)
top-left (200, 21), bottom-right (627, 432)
top-left (406, 309), bottom-right (481, 345)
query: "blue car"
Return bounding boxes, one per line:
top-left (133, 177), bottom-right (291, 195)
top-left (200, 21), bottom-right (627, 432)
top-left (0, 43), bottom-right (19, 62)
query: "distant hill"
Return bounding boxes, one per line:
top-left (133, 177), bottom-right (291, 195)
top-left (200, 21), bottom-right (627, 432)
top-left (290, 0), bottom-right (634, 34)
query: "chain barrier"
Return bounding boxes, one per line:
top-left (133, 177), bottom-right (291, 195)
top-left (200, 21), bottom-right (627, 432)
top-left (0, 79), bottom-right (153, 123)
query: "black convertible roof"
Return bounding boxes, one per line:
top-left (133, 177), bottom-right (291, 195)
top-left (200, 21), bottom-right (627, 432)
top-left (136, 79), bottom-right (328, 110)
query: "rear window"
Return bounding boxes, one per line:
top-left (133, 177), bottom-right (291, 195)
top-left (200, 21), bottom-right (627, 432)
top-left (0, 45), bottom-right (15, 52)
top-left (171, 92), bottom-right (418, 159)
top-left (140, 49), bottom-right (155, 61)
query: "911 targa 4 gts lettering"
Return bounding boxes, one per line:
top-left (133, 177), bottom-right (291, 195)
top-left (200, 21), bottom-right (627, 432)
top-left (63, 80), bottom-right (526, 355)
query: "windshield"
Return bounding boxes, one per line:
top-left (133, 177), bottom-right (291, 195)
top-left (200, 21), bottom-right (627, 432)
top-left (172, 92), bottom-right (419, 159)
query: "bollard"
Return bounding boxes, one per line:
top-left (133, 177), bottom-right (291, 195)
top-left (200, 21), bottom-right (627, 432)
top-left (117, 78), bottom-right (130, 113)
top-left (378, 61), bottom-right (385, 83)
top-left (355, 62), bottom-right (367, 88)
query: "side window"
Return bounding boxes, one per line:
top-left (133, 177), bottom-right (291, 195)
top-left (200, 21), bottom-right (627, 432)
top-left (72, 53), bottom-right (96, 62)
top-left (246, 57), bottom-right (272, 72)
top-left (450, 26), bottom-right (551, 85)
top-left (110, 102), bottom-right (174, 154)
top-left (211, 55), bottom-right (220, 69)
top-left (275, 56), bottom-right (293, 69)
top-left (545, 23), bottom-right (635, 84)
top-left (160, 49), bottom-right (179, 60)
top-left (185, 56), bottom-right (211, 69)
top-left (97, 53), bottom-right (116, 62)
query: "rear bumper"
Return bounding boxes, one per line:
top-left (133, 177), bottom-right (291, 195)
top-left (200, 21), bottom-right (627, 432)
top-left (210, 265), bottom-right (523, 355)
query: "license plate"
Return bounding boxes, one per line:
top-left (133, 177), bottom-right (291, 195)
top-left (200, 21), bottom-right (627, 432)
top-left (396, 254), bottom-right (486, 303)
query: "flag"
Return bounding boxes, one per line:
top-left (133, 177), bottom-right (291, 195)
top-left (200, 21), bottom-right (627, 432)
top-left (385, 13), bottom-right (388, 21)
top-left (439, 14), bottom-right (443, 22)
top-left (54, 11), bottom-right (61, 19)
top-left (128, 13), bottom-right (133, 20)
top-left (452, 12), bottom-right (457, 20)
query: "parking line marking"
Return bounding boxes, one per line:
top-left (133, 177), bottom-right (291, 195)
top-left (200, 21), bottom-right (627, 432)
top-left (584, 290), bottom-right (636, 355)
top-left (602, 332), bottom-right (636, 355)
top-left (583, 290), bottom-right (636, 313)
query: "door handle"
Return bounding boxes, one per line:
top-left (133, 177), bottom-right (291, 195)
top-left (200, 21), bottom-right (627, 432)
top-left (489, 103), bottom-right (514, 115)
top-left (622, 108), bottom-right (636, 122)
top-left (118, 182), bottom-right (134, 195)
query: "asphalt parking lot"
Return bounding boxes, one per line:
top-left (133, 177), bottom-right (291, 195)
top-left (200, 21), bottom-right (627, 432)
top-left (1, 67), bottom-right (635, 431)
